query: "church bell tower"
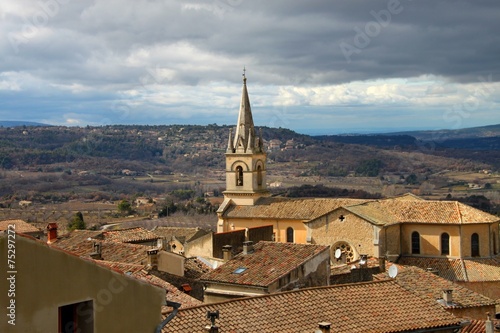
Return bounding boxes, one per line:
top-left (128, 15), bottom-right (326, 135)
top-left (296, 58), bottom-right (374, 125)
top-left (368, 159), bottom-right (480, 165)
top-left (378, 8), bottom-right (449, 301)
top-left (222, 70), bottom-right (270, 206)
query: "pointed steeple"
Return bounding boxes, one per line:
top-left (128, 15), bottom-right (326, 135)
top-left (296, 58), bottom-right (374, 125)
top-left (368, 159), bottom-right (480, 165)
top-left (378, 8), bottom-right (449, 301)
top-left (233, 68), bottom-right (256, 153)
top-left (219, 68), bottom-right (270, 212)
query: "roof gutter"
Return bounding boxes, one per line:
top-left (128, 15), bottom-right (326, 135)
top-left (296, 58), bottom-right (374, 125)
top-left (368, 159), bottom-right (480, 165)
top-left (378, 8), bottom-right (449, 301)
top-left (155, 300), bottom-right (181, 333)
top-left (399, 323), bottom-right (463, 333)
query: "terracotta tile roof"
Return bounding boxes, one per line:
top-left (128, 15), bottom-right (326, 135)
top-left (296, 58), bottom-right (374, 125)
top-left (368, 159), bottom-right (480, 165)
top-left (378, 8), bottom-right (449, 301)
top-left (52, 238), bottom-right (150, 265)
top-left (344, 200), bottom-right (499, 225)
top-left (223, 197), bottom-right (368, 220)
top-left (374, 266), bottom-right (497, 309)
top-left (200, 241), bottom-right (329, 287)
top-left (162, 280), bottom-right (462, 333)
top-left (151, 226), bottom-right (209, 243)
top-left (132, 270), bottom-right (202, 309)
top-left (102, 227), bottom-right (160, 243)
top-left (54, 229), bottom-right (104, 247)
top-left (398, 255), bottom-right (500, 282)
top-left (461, 319), bottom-right (486, 333)
top-left (0, 219), bottom-right (41, 233)
top-left (462, 318), bottom-right (500, 333)
top-left (463, 256), bottom-right (500, 282)
top-left (386, 193), bottom-right (425, 201)
top-left (184, 257), bottom-right (213, 279)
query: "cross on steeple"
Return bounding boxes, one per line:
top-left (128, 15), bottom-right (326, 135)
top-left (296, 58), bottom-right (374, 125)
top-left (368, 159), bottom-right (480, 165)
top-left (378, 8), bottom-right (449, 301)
top-left (242, 66), bottom-right (246, 83)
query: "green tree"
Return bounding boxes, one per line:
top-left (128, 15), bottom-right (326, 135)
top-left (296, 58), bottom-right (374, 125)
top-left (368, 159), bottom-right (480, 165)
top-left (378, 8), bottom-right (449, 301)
top-left (117, 199), bottom-right (133, 215)
top-left (158, 200), bottom-right (177, 217)
top-left (405, 174), bottom-right (419, 185)
top-left (68, 211), bottom-right (85, 230)
top-left (355, 159), bottom-right (383, 177)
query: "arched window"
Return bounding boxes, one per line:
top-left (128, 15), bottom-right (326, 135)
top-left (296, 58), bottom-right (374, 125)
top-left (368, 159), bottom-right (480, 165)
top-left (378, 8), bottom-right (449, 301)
top-left (441, 233), bottom-right (450, 255)
top-left (236, 166), bottom-right (243, 186)
top-left (471, 233), bottom-right (480, 257)
top-left (411, 231), bottom-right (420, 254)
top-left (286, 227), bottom-right (294, 243)
top-left (257, 165), bottom-right (263, 186)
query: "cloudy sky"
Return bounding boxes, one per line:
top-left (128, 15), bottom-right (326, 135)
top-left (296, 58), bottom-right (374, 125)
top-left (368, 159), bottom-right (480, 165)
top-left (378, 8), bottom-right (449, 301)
top-left (1, 0), bottom-right (499, 134)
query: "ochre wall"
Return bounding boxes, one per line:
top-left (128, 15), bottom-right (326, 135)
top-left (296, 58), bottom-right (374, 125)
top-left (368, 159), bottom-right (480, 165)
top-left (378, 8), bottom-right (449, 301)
top-left (460, 224), bottom-right (492, 257)
top-left (0, 234), bottom-right (164, 333)
top-left (158, 251), bottom-right (184, 276)
top-left (456, 281), bottom-right (500, 303)
top-left (383, 224), bottom-right (401, 257)
top-left (222, 218), bottom-right (308, 244)
top-left (401, 224), bottom-right (461, 257)
top-left (185, 232), bottom-right (213, 258)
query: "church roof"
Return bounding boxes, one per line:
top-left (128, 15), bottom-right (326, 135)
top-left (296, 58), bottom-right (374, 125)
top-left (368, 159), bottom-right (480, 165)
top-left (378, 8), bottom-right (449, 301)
top-left (398, 255), bottom-right (500, 282)
top-left (344, 200), bottom-right (499, 225)
top-left (222, 197), bottom-right (369, 220)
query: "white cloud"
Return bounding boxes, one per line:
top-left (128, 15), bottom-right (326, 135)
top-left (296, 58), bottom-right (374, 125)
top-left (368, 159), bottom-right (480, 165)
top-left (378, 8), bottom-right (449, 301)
top-left (0, 0), bottom-right (499, 133)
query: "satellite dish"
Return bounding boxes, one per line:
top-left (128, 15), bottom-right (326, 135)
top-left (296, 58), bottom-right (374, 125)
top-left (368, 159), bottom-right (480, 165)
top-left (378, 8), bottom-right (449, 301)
top-left (334, 249), bottom-right (342, 259)
top-left (388, 265), bottom-right (398, 278)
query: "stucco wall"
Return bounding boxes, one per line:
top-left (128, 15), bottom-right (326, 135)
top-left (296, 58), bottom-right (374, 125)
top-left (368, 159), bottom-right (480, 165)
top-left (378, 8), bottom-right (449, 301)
top-left (0, 234), bottom-right (164, 333)
top-left (158, 251), bottom-right (184, 276)
top-left (456, 281), bottom-right (500, 303)
top-left (308, 209), bottom-right (378, 260)
top-left (184, 232), bottom-right (213, 258)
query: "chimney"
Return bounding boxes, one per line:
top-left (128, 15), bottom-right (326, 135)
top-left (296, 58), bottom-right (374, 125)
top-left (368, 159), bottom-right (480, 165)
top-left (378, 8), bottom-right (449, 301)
top-left (46, 223), bottom-right (58, 243)
top-left (90, 242), bottom-right (102, 260)
top-left (147, 249), bottom-right (159, 269)
top-left (222, 245), bottom-right (233, 261)
top-left (157, 238), bottom-right (167, 251)
top-left (485, 312), bottom-right (494, 333)
top-left (318, 322), bottom-right (332, 333)
top-left (378, 257), bottom-right (386, 272)
top-left (442, 289), bottom-right (453, 305)
top-left (242, 241), bottom-right (254, 255)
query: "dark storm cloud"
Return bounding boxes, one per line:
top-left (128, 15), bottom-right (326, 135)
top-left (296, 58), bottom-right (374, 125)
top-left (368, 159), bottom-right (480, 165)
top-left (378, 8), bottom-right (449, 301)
top-left (0, 0), bottom-right (499, 131)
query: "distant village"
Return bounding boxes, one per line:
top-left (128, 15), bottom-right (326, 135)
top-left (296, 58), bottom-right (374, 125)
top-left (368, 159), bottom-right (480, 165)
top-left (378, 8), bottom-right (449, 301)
top-left (1, 75), bottom-right (499, 333)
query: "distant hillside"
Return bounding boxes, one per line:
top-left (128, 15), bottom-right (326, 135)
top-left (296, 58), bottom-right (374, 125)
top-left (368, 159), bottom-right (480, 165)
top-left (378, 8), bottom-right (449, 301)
top-left (390, 123), bottom-right (500, 140)
top-left (0, 121), bottom-right (52, 127)
top-left (313, 134), bottom-right (417, 148)
top-left (0, 124), bottom-right (498, 204)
